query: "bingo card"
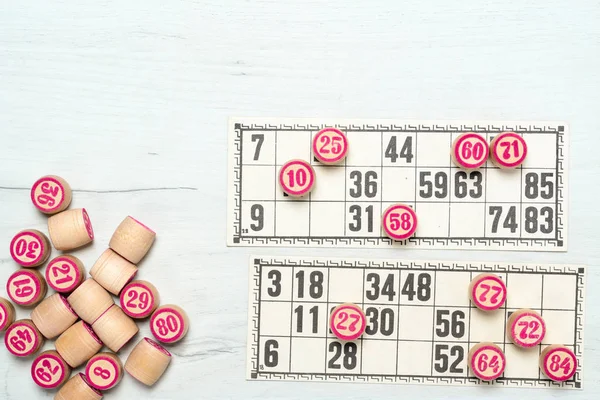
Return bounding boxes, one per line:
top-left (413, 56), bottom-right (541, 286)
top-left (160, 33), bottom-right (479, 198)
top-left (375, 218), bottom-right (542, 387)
top-left (246, 256), bottom-right (585, 388)
top-left (227, 119), bottom-right (568, 250)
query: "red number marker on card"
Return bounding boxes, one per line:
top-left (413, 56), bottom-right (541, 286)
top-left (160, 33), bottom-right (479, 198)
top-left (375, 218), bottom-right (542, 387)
top-left (31, 351), bottom-right (70, 389)
top-left (540, 345), bottom-right (577, 382)
top-left (120, 281), bottom-right (159, 319)
top-left (85, 353), bottom-right (122, 390)
top-left (150, 305), bottom-right (189, 343)
top-left (329, 304), bottom-right (366, 341)
top-left (279, 160), bottom-right (316, 197)
top-left (507, 309), bottom-right (546, 348)
top-left (313, 128), bottom-right (349, 164)
top-left (5, 320), bottom-right (43, 357)
top-left (469, 273), bottom-right (507, 311)
top-left (30, 176), bottom-right (72, 214)
top-left (9, 230), bottom-right (49, 267)
top-left (469, 343), bottom-right (506, 381)
top-left (45, 256), bottom-right (84, 293)
top-left (452, 133), bottom-right (489, 169)
top-left (7, 270), bottom-right (45, 306)
top-left (382, 204), bottom-right (418, 240)
top-left (490, 132), bottom-right (527, 168)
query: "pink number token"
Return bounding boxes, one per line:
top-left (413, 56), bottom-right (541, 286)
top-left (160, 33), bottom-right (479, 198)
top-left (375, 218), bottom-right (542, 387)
top-left (313, 128), bottom-right (349, 164)
top-left (150, 305), bottom-right (189, 344)
top-left (120, 281), bottom-right (159, 319)
top-left (9, 229), bottom-right (50, 267)
top-left (382, 204), bottom-right (418, 240)
top-left (31, 350), bottom-right (70, 389)
top-left (469, 273), bottom-right (507, 311)
top-left (452, 133), bottom-right (489, 169)
top-left (85, 353), bottom-right (123, 390)
top-left (469, 342), bottom-right (506, 381)
top-left (83, 208), bottom-right (95, 240)
top-left (490, 132), bottom-right (527, 168)
top-left (30, 175), bottom-right (72, 214)
top-left (45, 255), bottom-right (85, 293)
top-left (4, 320), bottom-right (44, 357)
top-left (279, 160), bottom-right (316, 197)
top-left (507, 309), bottom-right (546, 348)
top-left (329, 304), bottom-right (366, 341)
top-left (540, 345), bottom-right (577, 382)
top-left (7, 269), bottom-right (47, 307)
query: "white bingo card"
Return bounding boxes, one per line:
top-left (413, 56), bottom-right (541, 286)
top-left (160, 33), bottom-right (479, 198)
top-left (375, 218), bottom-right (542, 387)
top-left (227, 119), bottom-right (568, 250)
top-left (246, 256), bottom-right (585, 389)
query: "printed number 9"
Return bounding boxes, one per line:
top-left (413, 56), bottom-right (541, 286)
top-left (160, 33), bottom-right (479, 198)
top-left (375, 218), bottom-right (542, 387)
top-left (250, 204), bottom-right (264, 232)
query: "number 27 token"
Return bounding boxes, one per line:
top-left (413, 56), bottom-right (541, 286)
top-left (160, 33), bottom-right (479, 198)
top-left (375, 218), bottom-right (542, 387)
top-left (329, 304), bottom-right (366, 341)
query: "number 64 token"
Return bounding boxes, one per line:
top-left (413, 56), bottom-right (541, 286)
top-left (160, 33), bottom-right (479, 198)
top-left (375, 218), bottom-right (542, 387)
top-left (382, 204), bottom-right (418, 240)
top-left (469, 342), bottom-right (506, 381)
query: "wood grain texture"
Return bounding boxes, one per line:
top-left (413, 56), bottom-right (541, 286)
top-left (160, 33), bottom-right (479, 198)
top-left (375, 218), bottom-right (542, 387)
top-left (0, 0), bottom-right (598, 398)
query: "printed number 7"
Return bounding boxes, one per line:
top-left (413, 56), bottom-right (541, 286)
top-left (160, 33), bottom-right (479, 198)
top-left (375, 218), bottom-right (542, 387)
top-left (251, 134), bottom-right (264, 161)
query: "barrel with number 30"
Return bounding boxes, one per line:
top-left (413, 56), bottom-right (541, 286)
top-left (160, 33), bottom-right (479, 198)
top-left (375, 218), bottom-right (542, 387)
top-left (9, 229), bottom-right (51, 268)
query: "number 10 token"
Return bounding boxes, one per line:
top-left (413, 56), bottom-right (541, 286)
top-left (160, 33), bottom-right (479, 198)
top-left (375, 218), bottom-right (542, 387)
top-left (330, 304), bottom-right (366, 341)
top-left (279, 160), bottom-right (316, 197)
top-left (382, 204), bottom-right (418, 240)
top-left (313, 128), bottom-right (349, 164)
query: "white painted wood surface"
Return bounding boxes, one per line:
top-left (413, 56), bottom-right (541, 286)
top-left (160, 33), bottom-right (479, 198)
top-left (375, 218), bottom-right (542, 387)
top-left (0, 0), bottom-right (598, 398)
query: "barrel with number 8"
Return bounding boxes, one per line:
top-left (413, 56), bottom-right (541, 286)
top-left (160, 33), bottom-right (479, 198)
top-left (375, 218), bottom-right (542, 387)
top-left (125, 337), bottom-right (172, 386)
top-left (4, 319), bottom-right (45, 357)
top-left (0, 297), bottom-right (16, 332)
top-left (9, 229), bottom-right (51, 268)
top-left (45, 255), bottom-right (85, 293)
top-left (120, 280), bottom-right (160, 319)
top-left (150, 304), bottom-right (190, 343)
top-left (85, 352), bottom-right (124, 391)
top-left (31, 350), bottom-right (71, 389)
top-left (30, 175), bottom-right (72, 215)
top-left (55, 373), bottom-right (103, 400)
top-left (31, 293), bottom-right (78, 339)
top-left (6, 269), bottom-right (47, 307)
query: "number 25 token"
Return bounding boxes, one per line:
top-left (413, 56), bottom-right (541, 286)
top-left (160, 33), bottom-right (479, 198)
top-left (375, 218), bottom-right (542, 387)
top-left (279, 160), bottom-right (316, 197)
top-left (150, 305), bottom-right (190, 343)
top-left (490, 132), bottom-right (527, 168)
top-left (469, 273), bottom-right (507, 311)
top-left (507, 309), bottom-right (546, 348)
top-left (382, 204), bottom-right (418, 240)
top-left (540, 345), bottom-right (577, 382)
top-left (313, 128), bottom-right (349, 164)
top-left (469, 342), bottom-right (506, 381)
top-left (452, 133), bottom-right (489, 169)
top-left (330, 304), bottom-right (366, 341)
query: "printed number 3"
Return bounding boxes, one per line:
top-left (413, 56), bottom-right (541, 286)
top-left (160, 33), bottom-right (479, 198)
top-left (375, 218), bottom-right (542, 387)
top-left (267, 270), bottom-right (281, 297)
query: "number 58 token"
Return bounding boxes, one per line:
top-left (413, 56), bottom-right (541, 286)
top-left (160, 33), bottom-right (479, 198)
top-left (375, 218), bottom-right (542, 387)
top-left (382, 204), bottom-right (418, 240)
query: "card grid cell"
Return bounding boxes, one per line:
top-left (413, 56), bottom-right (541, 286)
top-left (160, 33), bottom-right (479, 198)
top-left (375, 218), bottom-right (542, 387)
top-left (229, 121), bottom-right (568, 250)
top-left (248, 256), bottom-right (585, 389)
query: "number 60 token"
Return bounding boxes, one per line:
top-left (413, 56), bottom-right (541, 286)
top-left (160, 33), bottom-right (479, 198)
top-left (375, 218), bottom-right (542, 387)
top-left (329, 303), bottom-right (366, 341)
top-left (279, 160), bottom-right (316, 197)
top-left (452, 133), bottom-right (489, 169)
top-left (382, 204), bottom-right (418, 240)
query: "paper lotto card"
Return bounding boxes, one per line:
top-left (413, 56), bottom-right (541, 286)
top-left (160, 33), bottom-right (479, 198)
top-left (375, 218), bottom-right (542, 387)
top-left (227, 119), bottom-right (568, 251)
top-left (246, 256), bottom-right (585, 389)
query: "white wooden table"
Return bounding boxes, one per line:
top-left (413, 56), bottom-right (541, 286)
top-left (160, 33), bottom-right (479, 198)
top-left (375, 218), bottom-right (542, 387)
top-left (1, 0), bottom-right (598, 398)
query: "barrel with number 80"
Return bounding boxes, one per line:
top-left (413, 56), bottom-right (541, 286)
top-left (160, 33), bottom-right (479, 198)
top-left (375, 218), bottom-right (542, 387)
top-left (150, 304), bottom-right (190, 344)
